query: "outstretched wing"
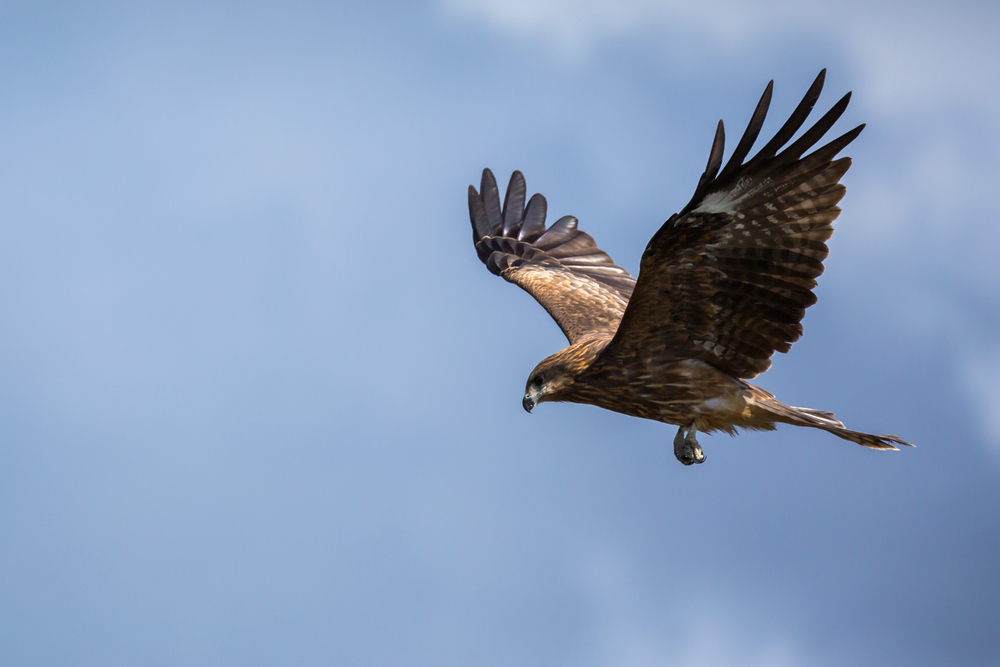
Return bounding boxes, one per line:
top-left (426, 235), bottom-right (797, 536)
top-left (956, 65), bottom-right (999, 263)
top-left (591, 70), bottom-right (862, 380)
top-left (470, 169), bottom-right (636, 344)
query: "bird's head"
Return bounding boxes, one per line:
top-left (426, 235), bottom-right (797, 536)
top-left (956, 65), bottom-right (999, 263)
top-left (522, 349), bottom-right (584, 413)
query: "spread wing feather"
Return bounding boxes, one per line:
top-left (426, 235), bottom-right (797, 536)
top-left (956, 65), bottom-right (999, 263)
top-left (470, 169), bottom-right (635, 344)
top-left (592, 70), bottom-right (862, 380)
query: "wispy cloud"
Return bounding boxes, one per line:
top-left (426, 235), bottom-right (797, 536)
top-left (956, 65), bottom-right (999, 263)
top-left (438, 0), bottom-right (1000, 114)
top-left (576, 547), bottom-right (814, 667)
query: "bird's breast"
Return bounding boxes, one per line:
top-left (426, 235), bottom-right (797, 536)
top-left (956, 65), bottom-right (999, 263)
top-left (570, 357), bottom-right (748, 427)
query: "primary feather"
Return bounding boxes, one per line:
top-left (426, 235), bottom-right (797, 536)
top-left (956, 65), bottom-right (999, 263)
top-left (470, 169), bottom-right (635, 343)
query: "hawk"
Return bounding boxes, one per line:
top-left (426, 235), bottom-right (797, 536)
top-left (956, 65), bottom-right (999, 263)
top-left (468, 70), bottom-right (912, 465)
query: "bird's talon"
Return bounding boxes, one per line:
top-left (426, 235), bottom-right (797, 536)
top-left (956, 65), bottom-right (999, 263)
top-left (674, 426), bottom-right (706, 466)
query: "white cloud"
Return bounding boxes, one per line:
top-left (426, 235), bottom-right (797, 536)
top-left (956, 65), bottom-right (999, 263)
top-left (438, 0), bottom-right (816, 56)
top-left (438, 0), bottom-right (1000, 114)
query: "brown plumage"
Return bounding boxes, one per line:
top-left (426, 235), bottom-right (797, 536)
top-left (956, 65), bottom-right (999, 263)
top-left (468, 70), bottom-right (912, 465)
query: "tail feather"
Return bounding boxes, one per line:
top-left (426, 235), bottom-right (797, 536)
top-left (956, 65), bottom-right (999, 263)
top-left (792, 406), bottom-right (844, 428)
top-left (755, 396), bottom-right (913, 451)
top-left (819, 427), bottom-right (912, 451)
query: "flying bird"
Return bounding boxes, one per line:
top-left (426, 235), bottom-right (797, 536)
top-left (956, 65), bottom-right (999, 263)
top-left (467, 70), bottom-right (912, 465)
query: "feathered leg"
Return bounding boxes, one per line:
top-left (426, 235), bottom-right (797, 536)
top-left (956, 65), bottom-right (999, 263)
top-left (674, 424), bottom-right (706, 466)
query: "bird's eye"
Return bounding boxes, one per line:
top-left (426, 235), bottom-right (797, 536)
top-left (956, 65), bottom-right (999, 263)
top-left (531, 374), bottom-right (544, 387)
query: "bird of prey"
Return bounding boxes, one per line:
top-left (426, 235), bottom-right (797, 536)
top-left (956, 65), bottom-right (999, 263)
top-left (467, 71), bottom-right (912, 465)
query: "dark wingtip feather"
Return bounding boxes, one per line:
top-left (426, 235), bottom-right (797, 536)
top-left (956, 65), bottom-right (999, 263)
top-left (502, 170), bottom-right (527, 237)
top-left (682, 121), bottom-right (725, 214)
top-left (748, 70), bottom-right (827, 166)
top-left (518, 192), bottom-right (548, 241)
top-left (469, 184), bottom-right (492, 243)
top-left (781, 91), bottom-right (853, 161)
top-left (480, 168), bottom-right (502, 231)
top-left (535, 215), bottom-right (579, 249)
top-left (824, 122), bottom-right (865, 155)
top-left (800, 123), bottom-right (865, 170)
top-left (681, 70), bottom-right (856, 217)
top-left (716, 80), bottom-right (773, 183)
top-left (706, 120), bottom-right (726, 179)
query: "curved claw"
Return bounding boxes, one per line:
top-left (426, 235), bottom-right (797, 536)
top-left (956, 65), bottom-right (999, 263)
top-left (673, 425), bottom-right (706, 466)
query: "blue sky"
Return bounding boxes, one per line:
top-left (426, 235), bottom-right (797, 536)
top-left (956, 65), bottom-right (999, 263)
top-left (0, 1), bottom-right (998, 665)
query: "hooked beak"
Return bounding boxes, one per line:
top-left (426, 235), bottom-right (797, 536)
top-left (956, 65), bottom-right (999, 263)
top-left (522, 395), bottom-right (535, 413)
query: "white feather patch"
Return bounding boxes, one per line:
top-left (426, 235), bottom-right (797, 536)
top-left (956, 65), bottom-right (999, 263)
top-left (694, 189), bottom-right (747, 215)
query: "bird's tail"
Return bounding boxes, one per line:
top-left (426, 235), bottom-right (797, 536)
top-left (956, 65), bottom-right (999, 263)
top-left (751, 392), bottom-right (913, 451)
